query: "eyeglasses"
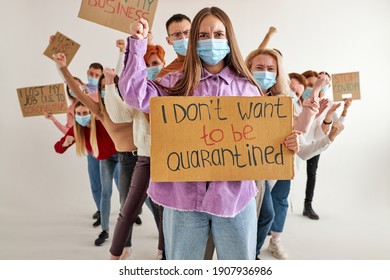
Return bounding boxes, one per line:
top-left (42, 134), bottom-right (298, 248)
top-left (169, 30), bottom-right (190, 40)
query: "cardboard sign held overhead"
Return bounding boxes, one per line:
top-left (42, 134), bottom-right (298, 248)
top-left (43, 32), bottom-right (80, 65)
top-left (17, 83), bottom-right (68, 117)
top-left (150, 96), bottom-right (294, 182)
top-left (332, 71), bottom-right (360, 101)
top-left (78, 0), bottom-right (159, 34)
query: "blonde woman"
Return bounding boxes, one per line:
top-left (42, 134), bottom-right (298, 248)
top-left (53, 100), bottom-right (118, 246)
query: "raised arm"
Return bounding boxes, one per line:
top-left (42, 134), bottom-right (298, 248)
top-left (258, 26), bottom-right (277, 49)
top-left (103, 67), bottom-right (135, 123)
top-left (53, 53), bottom-right (103, 119)
top-left (321, 102), bottom-right (341, 134)
top-left (44, 111), bottom-right (73, 134)
top-left (338, 98), bottom-right (352, 124)
top-left (118, 18), bottom-right (165, 113)
top-left (115, 39), bottom-right (126, 75)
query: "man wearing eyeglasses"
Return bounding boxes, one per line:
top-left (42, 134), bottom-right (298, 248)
top-left (156, 14), bottom-right (191, 79)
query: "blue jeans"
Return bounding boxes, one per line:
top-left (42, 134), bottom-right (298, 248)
top-left (256, 183), bottom-right (274, 255)
top-left (87, 152), bottom-right (102, 211)
top-left (100, 153), bottom-right (119, 232)
top-left (256, 180), bottom-right (291, 255)
top-left (163, 198), bottom-right (257, 260)
top-left (270, 180), bottom-right (291, 233)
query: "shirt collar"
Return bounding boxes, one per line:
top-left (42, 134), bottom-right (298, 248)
top-left (200, 65), bottom-right (234, 85)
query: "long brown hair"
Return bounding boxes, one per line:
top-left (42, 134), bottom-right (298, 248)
top-left (73, 101), bottom-right (98, 157)
top-left (158, 7), bottom-right (259, 96)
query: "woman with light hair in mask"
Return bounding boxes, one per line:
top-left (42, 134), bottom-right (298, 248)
top-left (114, 7), bottom-right (299, 260)
top-left (245, 48), bottom-right (326, 260)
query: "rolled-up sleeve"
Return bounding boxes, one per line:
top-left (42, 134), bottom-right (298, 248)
top-left (119, 37), bottom-right (163, 113)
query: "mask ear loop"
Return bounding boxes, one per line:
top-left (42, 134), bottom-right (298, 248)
top-left (259, 86), bottom-right (265, 96)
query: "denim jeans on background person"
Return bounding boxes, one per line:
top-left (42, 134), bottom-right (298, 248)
top-left (100, 153), bottom-right (119, 232)
top-left (256, 183), bottom-right (274, 256)
top-left (270, 180), bottom-right (291, 233)
top-left (117, 151), bottom-right (138, 247)
top-left (117, 151), bottom-right (138, 209)
top-left (87, 152), bottom-right (102, 211)
top-left (163, 198), bottom-right (257, 260)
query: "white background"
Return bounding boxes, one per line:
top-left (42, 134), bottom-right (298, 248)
top-left (0, 0), bottom-right (389, 260)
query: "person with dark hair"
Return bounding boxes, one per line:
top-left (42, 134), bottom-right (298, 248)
top-left (300, 70), bottom-right (351, 221)
top-left (85, 62), bottom-right (103, 94)
top-left (155, 13), bottom-right (191, 79)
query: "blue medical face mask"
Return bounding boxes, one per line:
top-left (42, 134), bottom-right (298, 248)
top-left (87, 76), bottom-right (99, 87)
top-left (68, 89), bottom-right (76, 98)
top-left (172, 38), bottom-right (189, 56)
top-left (252, 71), bottom-right (277, 91)
top-left (147, 65), bottom-right (162, 80)
top-left (321, 85), bottom-right (329, 95)
top-left (75, 114), bottom-right (91, 127)
top-left (197, 39), bottom-right (230, 66)
top-left (302, 87), bottom-right (313, 100)
top-left (288, 91), bottom-right (299, 103)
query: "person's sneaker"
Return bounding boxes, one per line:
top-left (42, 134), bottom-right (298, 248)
top-left (94, 231), bottom-right (109, 246)
top-left (92, 211), bottom-right (100, 220)
top-left (135, 216), bottom-right (142, 225)
top-left (267, 238), bottom-right (288, 260)
top-left (93, 217), bottom-right (101, 227)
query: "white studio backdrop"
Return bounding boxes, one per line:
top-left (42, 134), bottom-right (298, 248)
top-left (0, 0), bottom-right (389, 259)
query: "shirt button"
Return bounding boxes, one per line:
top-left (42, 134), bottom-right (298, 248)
top-left (213, 77), bottom-right (217, 81)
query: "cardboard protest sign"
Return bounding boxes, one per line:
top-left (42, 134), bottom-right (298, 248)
top-left (78, 0), bottom-right (159, 34)
top-left (43, 32), bottom-right (80, 65)
top-left (17, 83), bottom-right (68, 117)
top-left (150, 96), bottom-right (294, 182)
top-left (332, 71), bottom-right (360, 101)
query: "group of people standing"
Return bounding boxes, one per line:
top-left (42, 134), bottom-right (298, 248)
top-left (44, 6), bottom-right (352, 260)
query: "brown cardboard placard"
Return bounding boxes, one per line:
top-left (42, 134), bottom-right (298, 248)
top-left (332, 71), bottom-right (360, 101)
top-left (150, 96), bottom-right (294, 182)
top-left (43, 32), bottom-right (80, 65)
top-left (78, 0), bottom-right (159, 34)
top-left (17, 83), bottom-right (68, 117)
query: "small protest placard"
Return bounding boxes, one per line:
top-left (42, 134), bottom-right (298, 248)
top-left (78, 0), bottom-right (159, 34)
top-left (43, 32), bottom-right (80, 65)
top-left (150, 96), bottom-right (294, 182)
top-left (332, 71), bottom-right (360, 101)
top-left (17, 83), bottom-right (68, 117)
